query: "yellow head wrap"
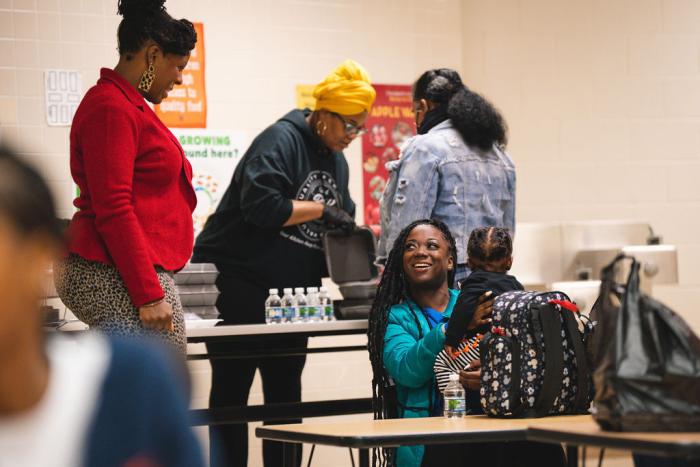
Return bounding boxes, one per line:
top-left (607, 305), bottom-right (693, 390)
top-left (313, 59), bottom-right (376, 115)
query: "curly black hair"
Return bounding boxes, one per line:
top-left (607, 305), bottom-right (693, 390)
top-left (413, 68), bottom-right (507, 151)
top-left (367, 219), bottom-right (457, 466)
top-left (467, 226), bottom-right (513, 265)
top-left (117, 0), bottom-right (196, 56)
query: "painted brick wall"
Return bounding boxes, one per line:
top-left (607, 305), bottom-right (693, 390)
top-left (0, 1), bottom-right (463, 465)
top-left (461, 0), bottom-right (700, 331)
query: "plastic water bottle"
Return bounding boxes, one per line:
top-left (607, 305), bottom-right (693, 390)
top-left (265, 289), bottom-right (282, 324)
top-left (281, 288), bottom-right (295, 323)
top-left (443, 373), bottom-right (466, 418)
top-left (306, 287), bottom-right (322, 322)
top-left (319, 287), bottom-right (334, 321)
top-left (293, 287), bottom-right (308, 323)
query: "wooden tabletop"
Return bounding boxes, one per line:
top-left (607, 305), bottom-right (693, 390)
top-left (528, 417), bottom-right (700, 458)
top-left (256, 415), bottom-right (590, 448)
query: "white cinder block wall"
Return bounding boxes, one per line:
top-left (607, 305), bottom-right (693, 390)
top-left (460, 0), bottom-right (700, 331)
top-left (2, 0), bottom-right (699, 465)
top-left (0, 1), bottom-right (462, 466)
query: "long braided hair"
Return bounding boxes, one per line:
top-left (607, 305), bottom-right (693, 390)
top-left (368, 219), bottom-right (457, 466)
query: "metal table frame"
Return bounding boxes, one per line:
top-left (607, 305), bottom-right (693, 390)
top-left (186, 320), bottom-right (373, 427)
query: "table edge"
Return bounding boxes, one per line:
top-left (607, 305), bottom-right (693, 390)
top-left (255, 426), bottom-right (528, 448)
top-left (527, 427), bottom-right (700, 458)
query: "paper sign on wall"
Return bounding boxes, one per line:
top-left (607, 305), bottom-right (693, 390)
top-left (44, 69), bottom-right (82, 126)
top-left (361, 84), bottom-right (416, 234)
top-left (296, 84), bottom-right (316, 110)
top-left (156, 22), bottom-right (207, 128)
top-left (172, 129), bottom-right (246, 234)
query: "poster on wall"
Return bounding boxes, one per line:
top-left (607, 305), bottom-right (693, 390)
top-left (44, 69), bottom-right (82, 126)
top-left (155, 22), bottom-right (207, 128)
top-left (295, 84), bottom-right (316, 109)
top-left (361, 84), bottom-right (415, 234)
top-left (172, 129), bottom-right (246, 234)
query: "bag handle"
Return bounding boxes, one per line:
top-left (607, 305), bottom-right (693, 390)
top-left (601, 253), bottom-right (640, 289)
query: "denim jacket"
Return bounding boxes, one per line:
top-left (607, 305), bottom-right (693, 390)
top-left (378, 120), bottom-right (516, 264)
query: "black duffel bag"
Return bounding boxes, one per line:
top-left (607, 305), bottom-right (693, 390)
top-left (591, 254), bottom-right (700, 431)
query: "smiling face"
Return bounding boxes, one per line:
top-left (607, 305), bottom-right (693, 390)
top-left (401, 224), bottom-right (454, 291)
top-left (142, 44), bottom-right (190, 105)
top-left (316, 109), bottom-right (368, 153)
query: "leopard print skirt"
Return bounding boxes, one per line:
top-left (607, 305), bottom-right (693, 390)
top-left (54, 254), bottom-right (186, 354)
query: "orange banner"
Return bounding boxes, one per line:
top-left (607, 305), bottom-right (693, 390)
top-left (155, 22), bottom-right (207, 128)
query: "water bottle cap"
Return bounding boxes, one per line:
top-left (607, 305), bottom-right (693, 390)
top-left (294, 287), bottom-right (305, 293)
top-left (319, 287), bottom-right (328, 293)
top-left (307, 287), bottom-right (318, 293)
top-left (449, 373), bottom-right (460, 382)
top-left (283, 288), bottom-right (293, 294)
top-left (269, 288), bottom-right (278, 295)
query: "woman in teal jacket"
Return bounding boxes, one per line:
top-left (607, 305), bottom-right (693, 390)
top-left (368, 218), bottom-right (567, 467)
top-left (368, 219), bottom-right (489, 467)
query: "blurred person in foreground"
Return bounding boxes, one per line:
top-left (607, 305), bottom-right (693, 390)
top-left (0, 145), bottom-right (204, 467)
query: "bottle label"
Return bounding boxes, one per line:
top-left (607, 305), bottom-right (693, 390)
top-left (446, 397), bottom-right (466, 413)
top-left (268, 307), bottom-right (280, 322)
top-left (308, 306), bottom-right (319, 317)
top-left (324, 305), bottom-right (333, 317)
top-left (284, 307), bottom-right (295, 320)
top-left (298, 306), bottom-right (308, 317)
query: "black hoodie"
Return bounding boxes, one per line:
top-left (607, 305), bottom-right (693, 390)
top-left (192, 109), bottom-right (355, 290)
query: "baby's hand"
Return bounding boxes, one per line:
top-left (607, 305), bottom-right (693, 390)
top-left (444, 344), bottom-right (459, 359)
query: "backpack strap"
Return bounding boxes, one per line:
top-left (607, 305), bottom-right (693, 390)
top-left (560, 307), bottom-right (591, 413)
top-left (531, 303), bottom-right (565, 417)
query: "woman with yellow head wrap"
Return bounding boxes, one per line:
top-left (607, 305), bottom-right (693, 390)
top-left (308, 59), bottom-right (376, 154)
top-left (191, 59), bottom-right (375, 467)
top-left (313, 59), bottom-right (377, 115)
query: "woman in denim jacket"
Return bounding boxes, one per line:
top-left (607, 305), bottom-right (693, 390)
top-left (379, 69), bottom-right (515, 282)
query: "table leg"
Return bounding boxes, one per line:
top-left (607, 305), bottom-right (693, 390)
top-left (283, 442), bottom-right (301, 467)
top-left (359, 448), bottom-right (370, 467)
top-left (566, 444), bottom-right (578, 467)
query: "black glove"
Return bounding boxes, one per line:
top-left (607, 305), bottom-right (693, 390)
top-left (321, 204), bottom-right (356, 231)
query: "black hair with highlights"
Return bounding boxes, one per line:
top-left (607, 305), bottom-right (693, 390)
top-left (117, 0), bottom-right (196, 56)
top-left (413, 68), bottom-right (508, 151)
top-left (467, 226), bottom-right (513, 265)
top-left (367, 219), bottom-right (457, 466)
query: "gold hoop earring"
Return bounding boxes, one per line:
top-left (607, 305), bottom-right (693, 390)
top-left (138, 61), bottom-right (156, 93)
top-left (316, 120), bottom-right (327, 137)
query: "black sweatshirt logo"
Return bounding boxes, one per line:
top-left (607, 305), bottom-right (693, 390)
top-left (294, 170), bottom-right (340, 244)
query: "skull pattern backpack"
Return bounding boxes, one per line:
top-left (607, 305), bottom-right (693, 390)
top-left (479, 291), bottom-right (595, 418)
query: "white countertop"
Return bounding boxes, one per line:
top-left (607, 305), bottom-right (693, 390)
top-left (52, 319), bottom-right (368, 338)
top-left (186, 319), bottom-right (368, 338)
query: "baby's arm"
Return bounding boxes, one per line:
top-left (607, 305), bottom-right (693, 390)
top-left (445, 290), bottom-right (480, 347)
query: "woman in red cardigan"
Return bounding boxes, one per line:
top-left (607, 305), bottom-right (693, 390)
top-left (55, 0), bottom-right (197, 353)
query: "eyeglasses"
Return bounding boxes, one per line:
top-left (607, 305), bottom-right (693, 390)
top-left (331, 112), bottom-right (367, 136)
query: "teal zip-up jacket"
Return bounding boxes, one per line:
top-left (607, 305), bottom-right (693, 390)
top-left (382, 289), bottom-right (459, 467)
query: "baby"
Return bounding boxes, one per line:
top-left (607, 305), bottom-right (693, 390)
top-left (445, 227), bottom-right (524, 350)
top-left (435, 227), bottom-right (524, 395)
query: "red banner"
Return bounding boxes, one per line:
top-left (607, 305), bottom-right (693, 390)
top-left (361, 84), bottom-right (415, 234)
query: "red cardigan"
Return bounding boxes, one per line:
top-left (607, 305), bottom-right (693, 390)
top-left (68, 68), bottom-right (197, 308)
